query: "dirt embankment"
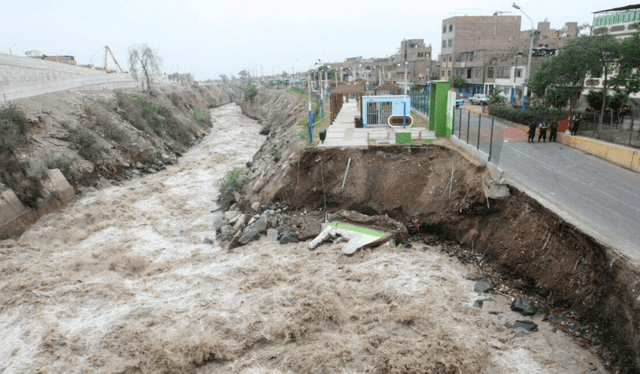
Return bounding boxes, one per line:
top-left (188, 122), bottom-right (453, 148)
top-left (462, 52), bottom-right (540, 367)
top-left (0, 82), bottom-right (244, 239)
top-left (242, 141), bottom-right (640, 372)
top-left (238, 88), bottom-right (309, 207)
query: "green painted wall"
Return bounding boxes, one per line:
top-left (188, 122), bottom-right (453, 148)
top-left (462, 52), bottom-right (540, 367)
top-left (429, 82), bottom-right (451, 137)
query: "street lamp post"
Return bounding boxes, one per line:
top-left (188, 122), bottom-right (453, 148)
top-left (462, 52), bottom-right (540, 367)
top-left (399, 62), bottom-right (408, 129)
top-left (513, 2), bottom-right (534, 112)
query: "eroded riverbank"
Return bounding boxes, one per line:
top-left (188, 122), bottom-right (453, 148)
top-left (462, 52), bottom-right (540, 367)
top-left (0, 104), bottom-right (607, 373)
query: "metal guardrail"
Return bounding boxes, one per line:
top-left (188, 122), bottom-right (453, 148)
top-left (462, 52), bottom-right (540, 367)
top-left (455, 108), bottom-right (504, 165)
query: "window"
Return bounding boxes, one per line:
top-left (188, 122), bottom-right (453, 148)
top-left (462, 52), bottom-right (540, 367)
top-left (448, 56), bottom-right (452, 62)
top-left (476, 50), bottom-right (483, 60)
top-left (443, 25), bottom-right (447, 33)
top-left (515, 69), bottom-right (522, 78)
top-left (487, 67), bottom-right (494, 78)
top-left (467, 69), bottom-right (472, 79)
top-left (447, 70), bottom-right (451, 77)
top-left (442, 40), bottom-right (447, 48)
top-left (442, 70), bottom-right (445, 76)
top-left (448, 39), bottom-right (452, 47)
top-left (475, 69), bottom-right (481, 78)
top-left (449, 24), bottom-right (453, 32)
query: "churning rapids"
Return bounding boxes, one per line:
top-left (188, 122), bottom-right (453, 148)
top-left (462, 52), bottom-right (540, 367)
top-left (0, 104), bottom-right (605, 373)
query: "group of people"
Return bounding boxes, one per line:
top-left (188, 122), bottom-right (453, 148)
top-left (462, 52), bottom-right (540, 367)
top-left (527, 119), bottom-right (558, 143)
top-left (526, 114), bottom-right (582, 143)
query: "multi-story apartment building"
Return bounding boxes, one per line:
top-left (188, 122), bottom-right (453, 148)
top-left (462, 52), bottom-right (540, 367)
top-left (586, 5), bottom-right (640, 93)
top-left (440, 14), bottom-right (579, 99)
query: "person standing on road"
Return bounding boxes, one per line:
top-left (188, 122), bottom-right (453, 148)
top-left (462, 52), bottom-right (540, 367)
top-left (549, 118), bottom-right (559, 142)
top-left (538, 120), bottom-right (548, 142)
top-left (571, 113), bottom-right (582, 136)
top-left (528, 121), bottom-right (537, 143)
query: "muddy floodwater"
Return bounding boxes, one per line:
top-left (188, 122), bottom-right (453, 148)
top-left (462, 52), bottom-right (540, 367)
top-left (0, 104), bottom-right (605, 373)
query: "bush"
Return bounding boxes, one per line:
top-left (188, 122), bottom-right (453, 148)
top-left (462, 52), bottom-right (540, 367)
top-left (130, 93), bottom-right (163, 131)
top-left (216, 167), bottom-right (249, 210)
top-left (245, 85), bottom-right (258, 101)
top-left (193, 108), bottom-right (211, 123)
top-left (490, 105), bottom-right (568, 125)
top-left (268, 147), bottom-right (281, 162)
top-left (68, 130), bottom-right (103, 161)
top-left (46, 156), bottom-right (75, 181)
top-left (586, 89), bottom-right (613, 111)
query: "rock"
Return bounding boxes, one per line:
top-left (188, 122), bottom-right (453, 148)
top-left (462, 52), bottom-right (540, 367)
top-left (512, 320), bottom-right (539, 332)
top-left (588, 365), bottom-right (598, 371)
top-left (251, 202), bottom-right (260, 211)
top-left (111, 180), bottom-right (121, 186)
top-left (232, 191), bottom-right (241, 202)
top-left (267, 228), bottom-right (278, 241)
top-left (246, 161), bottom-right (253, 168)
top-left (474, 281), bottom-right (494, 293)
top-left (298, 221), bottom-right (322, 241)
top-left (136, 162), bottom-right (143, 169)
top-left (239, 225), bottom-right (260, 245)
top-left (473, 300), bottom-right (483, 309)
top-left (228, 231), bottom-right (242, 251)
top-left (148, 168), bottom-right (158, 173)
top-left (225, 210), bottom-right (240, 222)
top-left (259, 126), bottom-right (270, 135)
top-left (279, 231), bottom-right (299, 245)
top-left (202, 238), bottom-right (213, 245)
top-left (233, 214), bottom-right (246, 230)
top-left (511, 296), bottom-right (537, 316)
top-left (269, 216), bottom-right (278, 228)
top-left (247, 215), bottom-right (260, 226)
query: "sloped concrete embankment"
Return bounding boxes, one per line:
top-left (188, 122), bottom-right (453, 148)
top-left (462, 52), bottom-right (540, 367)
top-left (0, 83), bottom-right (242, 239)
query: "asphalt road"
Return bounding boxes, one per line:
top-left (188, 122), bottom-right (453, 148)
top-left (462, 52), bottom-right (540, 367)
top-left (457, 108), bottom-right (640, 264)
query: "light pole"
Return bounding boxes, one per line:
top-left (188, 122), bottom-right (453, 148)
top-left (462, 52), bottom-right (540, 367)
top-left (399, 62), bottom-right (408, 129)
top-left (513, 3), bottom-right (534, 112)
top-left (9, 43), bottom-right (16, 55)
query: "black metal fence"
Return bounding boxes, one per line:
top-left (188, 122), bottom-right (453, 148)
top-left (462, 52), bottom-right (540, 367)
top-left (578, 114), bottom-right (639, 148)
top-left (409, 90), bottom-right (429, 116)
top-left (454, 109), bottom-right (504, 165)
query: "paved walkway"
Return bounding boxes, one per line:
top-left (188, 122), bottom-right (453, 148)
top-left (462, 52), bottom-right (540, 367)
top-left (319, 101), bottom-right (435, 148)
top-left (455, 111), bottom-right (640, 265)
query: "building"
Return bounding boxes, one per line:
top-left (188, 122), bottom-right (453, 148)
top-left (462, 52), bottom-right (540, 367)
top-left (592, 5), bottom-right (640, 38)
top-left (587, 5), bottom-right (640, 93)
top-left (440, 14), bottom-right (580, 99)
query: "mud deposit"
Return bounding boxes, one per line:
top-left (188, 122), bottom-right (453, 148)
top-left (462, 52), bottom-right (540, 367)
top-left (0, 105), bottom-right (608, 373)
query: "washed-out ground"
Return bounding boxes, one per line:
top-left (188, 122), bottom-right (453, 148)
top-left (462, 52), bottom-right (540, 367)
top-left (0, 104), bottom-right (604, 373)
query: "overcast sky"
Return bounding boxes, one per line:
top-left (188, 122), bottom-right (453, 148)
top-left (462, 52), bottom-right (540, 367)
top-left (1, 0), bottom-right (628, 80)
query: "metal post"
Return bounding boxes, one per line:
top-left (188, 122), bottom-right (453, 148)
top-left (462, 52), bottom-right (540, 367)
top-left (477, 114), bottom-right (481, 150)
top-left (458, 108), bottom-right (462, 138)
top-left (308, 73), bottom-right (313, 143)
top-left (630, 117), bottom-right (634, 146)
top-left (488, 117), bottom-right (495, 162)
top-left (466, 111), bottom-right (471, 144)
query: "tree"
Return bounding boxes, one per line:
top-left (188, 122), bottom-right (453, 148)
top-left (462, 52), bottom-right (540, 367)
top-left (128, 44), bottom-right (162, 93)
top-left (614, 22), bottom-right (640, 104)
top-left (238, 70), bottom-right (250, 84)
top-left (582, 32), bottom-right (621, 130)
top-left (488, 87), bottom-right (506, 106)
top-left (448, 76), bottom-right (465, 90)
top-left (544, 87), bottom-right (572, 109)
top-left (219, 74), bottom-right (229, 84)
top-left (528, 37), bottom-right (593, 119)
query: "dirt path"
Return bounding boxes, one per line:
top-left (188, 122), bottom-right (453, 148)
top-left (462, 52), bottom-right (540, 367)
top-left (0, 104), bottom-right (604, 373)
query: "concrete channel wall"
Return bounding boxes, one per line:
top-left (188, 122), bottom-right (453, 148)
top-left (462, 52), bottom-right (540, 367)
top-left (0, 53), bottom-right (139, 102)
top-left (0, 169), bottom-right (75, 240)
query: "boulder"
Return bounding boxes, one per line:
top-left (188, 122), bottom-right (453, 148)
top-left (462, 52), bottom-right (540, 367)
top-left (233, 214), bottom-right (246, 230)
top-left (512, 320), bottom-right (538, 332)
top-left (511, 296), bottom-right (537, 316)
top-left (279, 231), bottom-right (299, 245)
top-left (474, 281), bottom-right (494, 294)
top-left (298, 221), bottom-right (322, 241)
top-left (225, 210), bottom-right (240, 221)
top-left (212, 211), bottom-right (226, 229)
top-left (202, 238), bottom-right (213, 245)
